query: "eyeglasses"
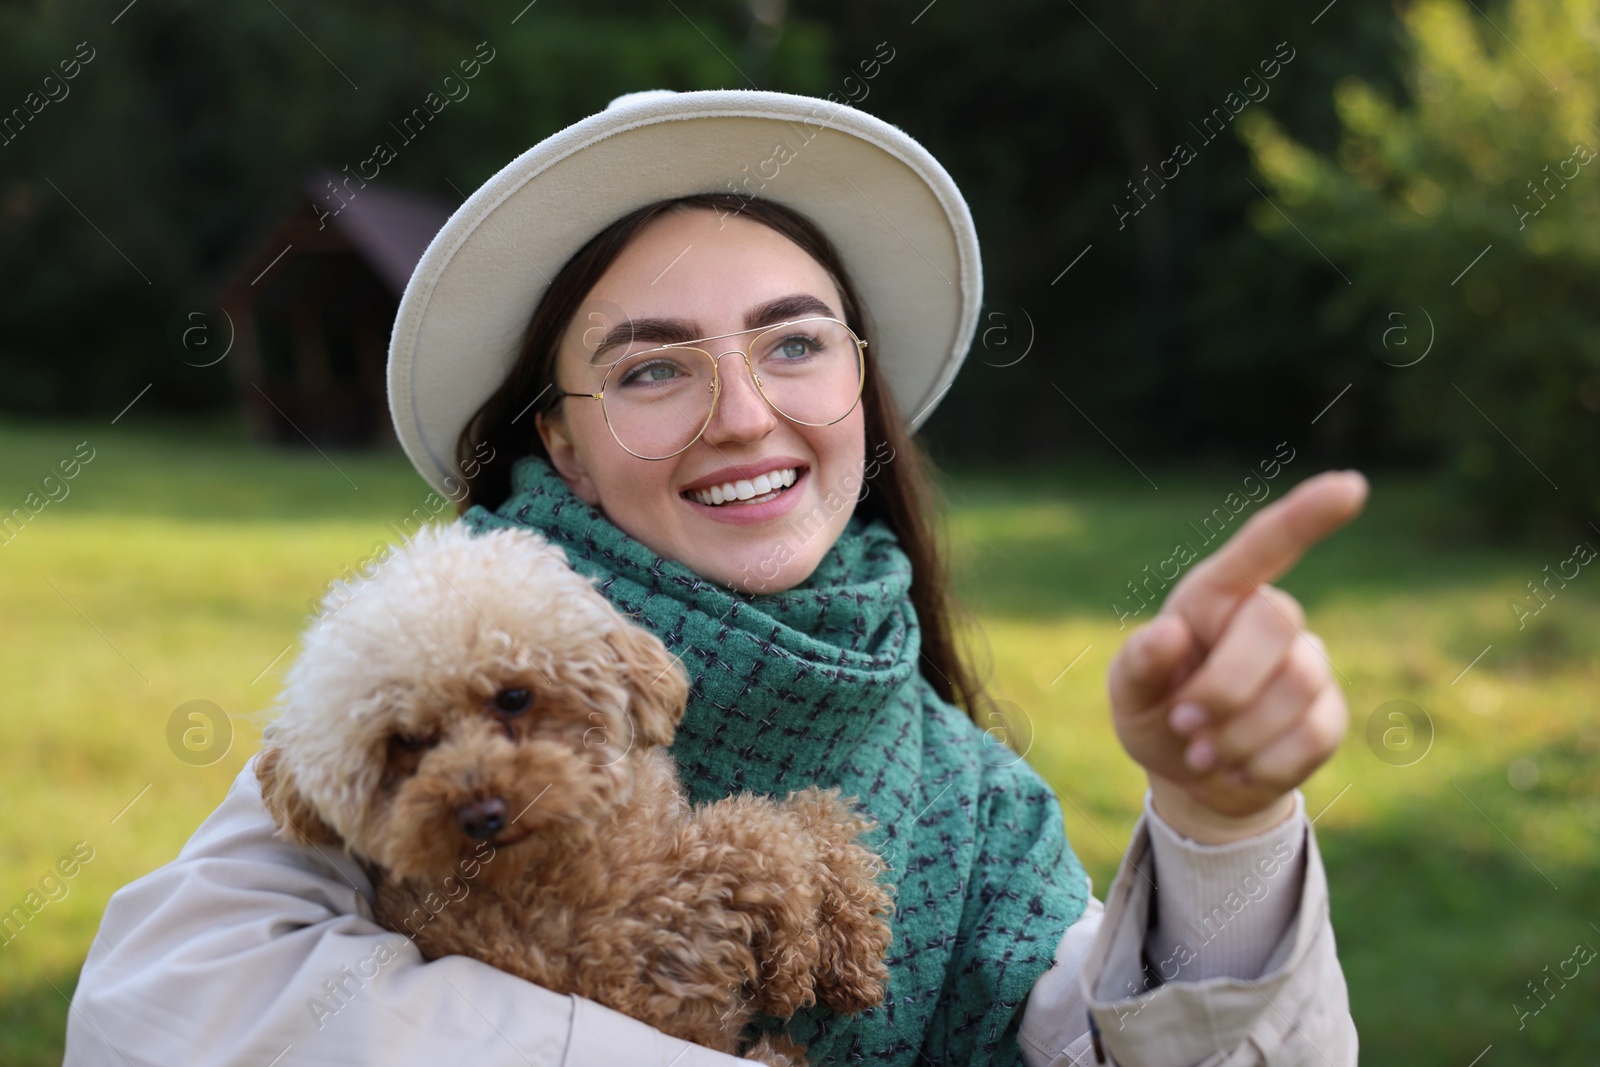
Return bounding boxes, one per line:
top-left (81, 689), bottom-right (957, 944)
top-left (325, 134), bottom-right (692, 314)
top-left (547, 315), bottom-right (868, 460)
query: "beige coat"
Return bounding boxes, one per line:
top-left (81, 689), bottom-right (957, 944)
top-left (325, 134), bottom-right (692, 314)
top-left (64, 756), bottom-right (1356, 1065)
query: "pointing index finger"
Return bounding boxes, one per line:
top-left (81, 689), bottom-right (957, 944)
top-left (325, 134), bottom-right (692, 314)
top-left (1167, 470), bottom-right (1368, 640)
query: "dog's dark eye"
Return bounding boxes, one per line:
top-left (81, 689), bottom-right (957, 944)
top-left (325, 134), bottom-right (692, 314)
top-left (491, 687), bottom-right (533, 715)
top-left (391, 732), bottom-right (436, 753)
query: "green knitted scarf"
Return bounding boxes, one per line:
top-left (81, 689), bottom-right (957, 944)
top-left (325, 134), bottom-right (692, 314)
top-left (458, 455), bottom-right (1088, 1066)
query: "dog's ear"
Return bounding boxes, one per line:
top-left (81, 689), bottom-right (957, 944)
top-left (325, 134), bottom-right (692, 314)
top-left (255, 742), bottom-right (343, 847)
top-left (605, 621), bottom-right (688, 748)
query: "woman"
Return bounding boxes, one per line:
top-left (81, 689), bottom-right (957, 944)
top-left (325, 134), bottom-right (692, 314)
top-left (67, 90), bottom-right (1362, 1066)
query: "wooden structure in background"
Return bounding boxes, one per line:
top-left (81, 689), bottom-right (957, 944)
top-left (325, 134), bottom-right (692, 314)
top-left (218, 173), bottom-right (454, 448)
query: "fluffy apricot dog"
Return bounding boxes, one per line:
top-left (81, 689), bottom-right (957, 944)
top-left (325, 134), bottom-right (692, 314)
top-left (255, 523), bottom-right (893, 1066)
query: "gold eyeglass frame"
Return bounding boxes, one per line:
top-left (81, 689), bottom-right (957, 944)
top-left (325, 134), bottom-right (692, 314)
top-left (548, 315), bottom-right (869, 461)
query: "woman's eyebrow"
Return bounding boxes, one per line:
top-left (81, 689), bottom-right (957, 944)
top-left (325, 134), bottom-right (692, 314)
top-left (586, 293), bottom-right (838, 363)
top-left (742, 293), bottom-right (837, 330)
top-left (586, 320), bottom-right (694, 362)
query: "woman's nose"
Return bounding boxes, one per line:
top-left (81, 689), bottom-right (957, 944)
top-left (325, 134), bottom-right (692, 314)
top-left (701, 349), bottom-right (778, 443)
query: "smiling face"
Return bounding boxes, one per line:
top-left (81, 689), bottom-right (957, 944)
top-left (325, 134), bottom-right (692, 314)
top-left (535, 208), bottom-right (867, 594)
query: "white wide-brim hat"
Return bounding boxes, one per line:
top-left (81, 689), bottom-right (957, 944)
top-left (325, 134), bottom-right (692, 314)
top-left (387, 88), bottom-right (982, 496)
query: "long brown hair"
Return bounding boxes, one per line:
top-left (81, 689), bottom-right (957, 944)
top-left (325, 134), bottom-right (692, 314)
top-left (454, 193), bottom-right (992, 722)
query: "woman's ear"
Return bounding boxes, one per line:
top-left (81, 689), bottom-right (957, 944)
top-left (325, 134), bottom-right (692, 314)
top-left (604, 621), bottom-right (688, 748)
top-left (254, 742), bottom-right (343, 847)
top-left (536, 410), bottom-right (601, 506)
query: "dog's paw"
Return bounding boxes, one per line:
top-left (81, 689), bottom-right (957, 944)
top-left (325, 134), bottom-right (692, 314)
top-left (778, 788), bottom-right (894, 1014)
top-left (813, 868), bottom-right (892, 1013)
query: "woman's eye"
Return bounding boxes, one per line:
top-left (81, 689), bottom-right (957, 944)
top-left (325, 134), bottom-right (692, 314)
top-left (618, 358), bottom-right (684, 387)
top-left (492, 687), bottom-right (533, 715)
top-left (773, 334), bottom-right (820, 361)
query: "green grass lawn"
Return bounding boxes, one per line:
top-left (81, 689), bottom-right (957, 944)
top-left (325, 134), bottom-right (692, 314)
top-left (1, 417), bottom-right (1595, 1064)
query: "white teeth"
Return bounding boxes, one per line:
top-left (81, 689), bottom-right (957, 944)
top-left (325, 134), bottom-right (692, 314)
top-left (687, 467), bottom-right (800, 506)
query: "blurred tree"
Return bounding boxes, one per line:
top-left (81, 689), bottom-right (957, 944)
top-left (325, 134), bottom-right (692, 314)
top-left (0, 0), bottom-right (827, 415)
top-left (793, 0), bottom-right (1403, 470)
top-left (4, 0), bottom-right (1471, 526)
top-left (1240, 0), bottom-right (1600, 541)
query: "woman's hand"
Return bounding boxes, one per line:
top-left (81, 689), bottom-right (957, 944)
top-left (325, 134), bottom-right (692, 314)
top-left (1107, 470), bottom-right (1369, 843)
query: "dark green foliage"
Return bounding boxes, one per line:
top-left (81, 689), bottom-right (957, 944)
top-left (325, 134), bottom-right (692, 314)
top-left (1241, 0), bottom-right (1600, 543)
top-left (4, 1), bottom-right (1590, 541)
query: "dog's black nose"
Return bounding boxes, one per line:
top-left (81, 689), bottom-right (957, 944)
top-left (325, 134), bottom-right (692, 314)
top-left (456, 796), bottom-right (508, 840)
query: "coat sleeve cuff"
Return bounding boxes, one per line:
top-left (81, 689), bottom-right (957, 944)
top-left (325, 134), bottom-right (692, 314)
top-left (1141, 789), bottom-right (1307, 982)
top-left (1075, 799), bottom-right (1357, 1066)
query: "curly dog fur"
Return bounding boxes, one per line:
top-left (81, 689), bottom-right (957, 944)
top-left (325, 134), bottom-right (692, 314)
top-left (255, 523), bottom-right (894, 1064)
